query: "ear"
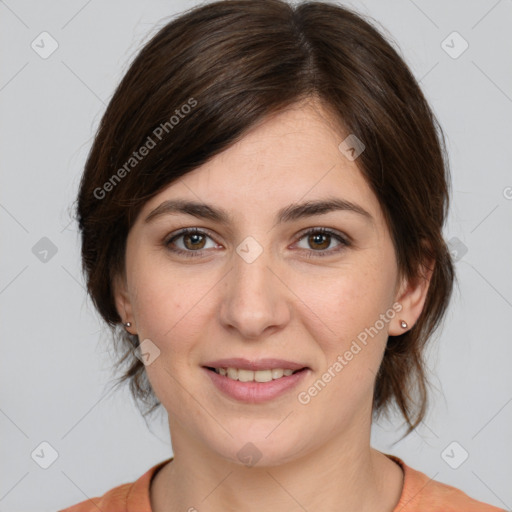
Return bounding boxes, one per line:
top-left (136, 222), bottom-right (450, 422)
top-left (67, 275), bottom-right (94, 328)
top-left (112, 272), bottom-right (137, 335)
top-left (388, 259), bottom-right (434, 336)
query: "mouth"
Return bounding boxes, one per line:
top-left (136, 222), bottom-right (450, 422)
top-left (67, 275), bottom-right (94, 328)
top-left (201, 358), bottom-right (310, 403)
top-left (204, 366), bottom-right (307, 383)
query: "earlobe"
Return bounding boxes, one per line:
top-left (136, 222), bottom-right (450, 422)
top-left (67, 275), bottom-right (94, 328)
top-left (389, 261), bottom-right (434, 336)
top-left (113, 273), bottom-right (136, 334)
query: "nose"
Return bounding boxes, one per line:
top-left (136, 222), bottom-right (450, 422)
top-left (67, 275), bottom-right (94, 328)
top-left (219, 247), bottom-right (291, 340)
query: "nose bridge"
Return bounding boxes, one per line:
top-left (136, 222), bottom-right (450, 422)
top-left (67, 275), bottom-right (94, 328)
top-left (220, 240), bottom-right (289, 337)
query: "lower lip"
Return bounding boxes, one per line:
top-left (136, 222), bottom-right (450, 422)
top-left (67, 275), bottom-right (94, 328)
top-left (203, 367), bottom-right (309, 403)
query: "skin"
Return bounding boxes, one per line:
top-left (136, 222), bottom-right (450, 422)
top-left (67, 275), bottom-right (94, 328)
top-left (114, 98), bottom-right (432, 512)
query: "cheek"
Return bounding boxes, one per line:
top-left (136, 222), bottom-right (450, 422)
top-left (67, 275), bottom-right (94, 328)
top-left (295, 259), bottom-right (398, 409)
top-left (307, 265), bottom-right (395, 347)
top-left (127, 262), bottom-right (218, 410)
top-left (129, 256), bottom-right (218, 351)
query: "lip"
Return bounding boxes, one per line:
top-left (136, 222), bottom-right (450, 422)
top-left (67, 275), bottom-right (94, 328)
top-left (203, 366), bottom-right (310, 403)
top-left (202, 358), bottom-right (308, 371)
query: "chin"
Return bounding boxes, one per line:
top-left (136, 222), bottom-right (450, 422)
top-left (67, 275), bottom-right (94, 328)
top-left (206, 428), bottom-right (310, 469)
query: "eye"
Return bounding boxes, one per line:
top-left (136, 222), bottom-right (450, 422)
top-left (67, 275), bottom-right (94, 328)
top-left (294, 228), bottom-right (349, 257)
top-left (164, 228), bottom-right (218, 257)
top-left (164, 227), bottom-right (350, 259)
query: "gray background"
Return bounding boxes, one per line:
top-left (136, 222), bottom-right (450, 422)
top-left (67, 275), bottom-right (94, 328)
top-left (1, 0), bottom-right (511, 510)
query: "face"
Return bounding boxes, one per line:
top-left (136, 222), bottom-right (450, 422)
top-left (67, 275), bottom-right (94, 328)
top-left (115, 100), bottom-right (423, 467)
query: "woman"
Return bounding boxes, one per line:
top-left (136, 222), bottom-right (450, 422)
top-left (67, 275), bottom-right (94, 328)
top-left (60, 0), bottom-right (505, 510)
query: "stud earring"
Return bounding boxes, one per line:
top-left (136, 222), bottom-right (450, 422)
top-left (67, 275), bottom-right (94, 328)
top-left (124, 322), bottom-right (132, 328)
top-left (400, 320), bottom-right (408, 329)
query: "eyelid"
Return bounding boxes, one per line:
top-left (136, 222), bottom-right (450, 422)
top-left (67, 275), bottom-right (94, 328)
top-left (293, 226), bottom-right (351, 245)
top-left (165, 226), bottom-right (350, 244)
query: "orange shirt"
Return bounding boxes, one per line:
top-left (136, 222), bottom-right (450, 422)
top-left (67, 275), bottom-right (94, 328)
top-left (59, 454), bottom-right (506, 511)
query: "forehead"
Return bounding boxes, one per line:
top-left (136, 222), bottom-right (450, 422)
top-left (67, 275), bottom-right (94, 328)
top-left (138, 103), bottom-right (384, 228)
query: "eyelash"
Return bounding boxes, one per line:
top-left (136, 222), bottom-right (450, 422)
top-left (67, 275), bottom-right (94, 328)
top-left (163, 227), bottom-right (350, 259)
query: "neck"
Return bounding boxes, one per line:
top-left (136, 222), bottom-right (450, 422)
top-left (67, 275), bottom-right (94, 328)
top-left (151, 418), bottom-right (403, 512)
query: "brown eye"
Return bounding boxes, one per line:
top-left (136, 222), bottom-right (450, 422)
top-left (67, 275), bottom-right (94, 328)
top-left (307, 232), bottom-right (331, 250)
top-left (295, 228), bottom-right (349, 257)
top-left (182, 232), bottom-right (207, 250)
top-left (165, 228), bottom-right (217, 257)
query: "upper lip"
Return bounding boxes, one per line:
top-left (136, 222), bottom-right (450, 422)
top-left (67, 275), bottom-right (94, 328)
top-left (202, 358), bottom-right (308, 371)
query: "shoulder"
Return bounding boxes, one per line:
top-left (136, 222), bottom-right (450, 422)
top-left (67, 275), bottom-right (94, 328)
top-left (58, 458), bottom-right (173, 512)
top-left (58, 482), bottom-right (132, 511)
top-left (387, 454), bottom-right (507, 512)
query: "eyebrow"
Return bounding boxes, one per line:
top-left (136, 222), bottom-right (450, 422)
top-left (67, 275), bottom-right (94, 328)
top-left (144, 197), bottom-right (374, 226)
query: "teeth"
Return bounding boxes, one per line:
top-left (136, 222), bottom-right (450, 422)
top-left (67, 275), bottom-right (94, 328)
top-left (271, 368), bottom-right (284, 379)
top-left (254, 370), bottom-right (272, 382)
top-left (213, 367), bottom-right (300, 382)
top-left (238, 369), bottom-right (256, 382)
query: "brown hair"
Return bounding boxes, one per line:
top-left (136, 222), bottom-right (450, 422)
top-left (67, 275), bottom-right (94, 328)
top-left (75, 0), bottom-right (454, 434)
